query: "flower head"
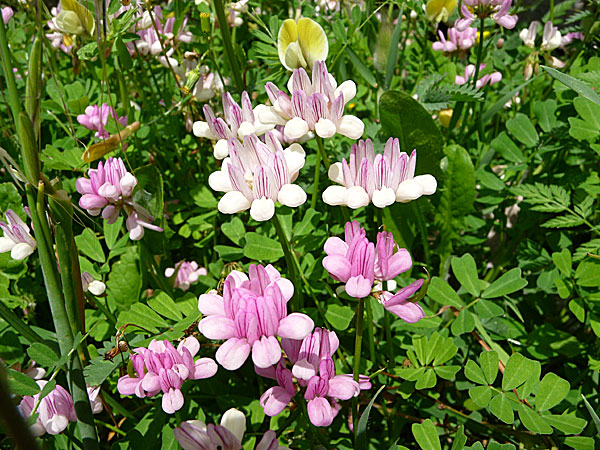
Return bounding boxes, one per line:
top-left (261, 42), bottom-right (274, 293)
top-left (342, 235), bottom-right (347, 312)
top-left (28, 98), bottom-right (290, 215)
top-left (433, 26), bottom-right (477, 54)
top-left (519, 21), bottom-right (538, 48)
top-left (2, 6), bottom-right (13, 24)
top-left (81, 272), bottom-right (106, 296)
top-left (456, 0), bottom-right (517, 31)
top-left (425, 0), bottom-right (457, 22)
top-left (0, 209), bottom-right (36, 260)
top-left (323, 138), bottom-right (437, 209)
top-left (53, 0), bottom-right (95, 37)
top-left (77, 104), bottom-right (127, 140)
top-left (541, 21), bottom-right (562, 51)
top-left (165, 261), bottom-right (207, 291)
top-left (259, 61), bottom-right (364, 141)
top-left (117, 336), bottom-right (218, 414)
top-left (278, 18), bottom-right (328, 71)
top-left (18, 381), bottom-right (77, 436)
top-left (455, 64), bottom-right (502, 89)
top-left (198, 264), bottom-right (314, 370)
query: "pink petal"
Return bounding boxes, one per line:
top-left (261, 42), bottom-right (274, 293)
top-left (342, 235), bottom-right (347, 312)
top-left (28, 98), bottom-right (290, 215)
top-left (307, 397), bottom-right (336, 427)
top-left (345, 275), bottom-right (372, 299)
top-left (324, 236), bottom-right (348, 256)
top-left (198, 293), bottom-right (226, 316)
top-left (322, 254), bottom-right (351, 282)
top-left (277, 313), bottom-right (314, 340)
top-left (162, 388), bottom-right (184, 414)
top-left (260, 386), bottom-right (294, 416)
top-left (199, 316), bottom-right (236, 340)
top-left (191, 358), bottom-right (218, 380)
top-left (117, 376), bottom-right (141, 396)
top-left (252, 336), bottom-right (282, 369)
top-left (216, 338), bottom-right (251, 371)
top-left (328, 376), bottom-right (360, 400)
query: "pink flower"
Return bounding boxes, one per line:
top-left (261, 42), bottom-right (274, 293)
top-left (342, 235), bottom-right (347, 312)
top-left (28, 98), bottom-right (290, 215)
top-left (2, 6), bottom-right (13, 24)
top-left (0, 209), bottom-right (36, 260)
top-left (76, 157), bottom-right (163, 240)
top-left (282, 327), bottom-right (339, 382)
top-left (259, 60), bottom-right (364, 141)
top-left (18, 381), bottom-right (77, 436)
top-left (117, 337), bottom-right (218, 414)
top-left (455, 64), bottom-right (502, 89)
top-left (165, 261), bottom-right (207, 291)
top-left (198, 264), bottom-right (314, 370)
top-left (456, 0), bottom-right (517, 31)
top-left (323, 138), bottom-right (437, 209)
top-left (77, 104), bottom-right (127, 140)
top-left (432, 26), bottom-right (477, 53)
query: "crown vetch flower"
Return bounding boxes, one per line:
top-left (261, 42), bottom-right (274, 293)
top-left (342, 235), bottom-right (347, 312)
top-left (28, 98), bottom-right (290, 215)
top-left (456, 0), bottom-right (517, 31)
top-left (18, 381), bottom-right (77, 436)
top-left (259, 60), bottom-right (364, 141)
top-left (0, 209), bottom-right (36, 260)
top-left (81, 272), bottom-right (106, 296)
top-left (208, 133), bottom-right (307, 221)
top-left (519, 21), bottom-right (538, 48)
top-left (193, 91), bottom-right (273, 159)
top-left (77, 104), bottom-right (127, 140)
top-left (117, 336), bottom-right (217, 414)
top-left (2, 6), bottom-right (13, 24)
top-left (198, 264), bottom-right (314, 370)
top-left (455, 64), bottom-right (502, 88)
top-left (165, 260), bottom-right (207, 291)
top-left (323, 138), bottom-right (437, 209)
top-left (278, 17), bottom-right (328, 71)
top-left (433, 26), bottom-right (478, 53)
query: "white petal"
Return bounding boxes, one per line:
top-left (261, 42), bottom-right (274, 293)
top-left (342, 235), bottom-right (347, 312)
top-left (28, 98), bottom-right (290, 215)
top-left (0, 237), bottom-right (15, 253)
top-left (328, 162), bottom-right (345, 185)
top-left (277, 184), bottom-right (307, 208)
top-left (322, 186), bottom-right (348, 206)
top-left (258, 106), bottom-right (287, 126)
top-left (346, 186), bottom-right (370, 209)
top-left (237, 121), bottom-right (256, 137)
top-left (334, 80), bottom-right (357, 104)
top-left (396, 179), bottom-right (424, 202)
top-left (413, 174), bottom-right (437, 195)
top-left (213, 139), bottom-right (230, 160)
top-left (192, 121), bottom-right (217, 139)
top-left (337, 115), bottom-right (364, 140)
top-left (218, 191), bottom-right (252, 214)
top-left (250, 198), bottom-right (275, 221)
top-left (88, 280), bottom-right (106, 296)
top-left (283, 144), bottom-right (306, 177)
top-left (11, 243), bottom-right (34, 260)
top-left (315, 118), bottom-right (336, 138)
top-left (372, 187), bottom-right (396, 208)
top-left (165, 268), bottom-right (175, 277)
top-left (220, 409), bottom-right (246, 444)
top-left (284, 117), bottom-right (309, 140)
top-left (209, 169), bottom-right (233, 192)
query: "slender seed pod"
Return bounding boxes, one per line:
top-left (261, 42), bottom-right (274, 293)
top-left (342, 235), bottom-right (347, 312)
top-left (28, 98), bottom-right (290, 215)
top-left (25, 35), bottom-right (42, 139)
top-left (18, 112), bottom-right (40, 185)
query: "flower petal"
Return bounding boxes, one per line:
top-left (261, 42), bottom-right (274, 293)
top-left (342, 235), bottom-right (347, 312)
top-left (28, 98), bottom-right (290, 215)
top-left (346, 186), bottom-right (370, 209)
top-left (216, 338), bottom-right (251, 370)
top-left (345, 275), bottom-right (372, 299)
top-left (277, 313), bottom-right (314, 340)
top-left (337, 115), bottom-right (364, 140)
top-left (277, 184), bottom-right (307, 208)
top-left (260, 386), bottom-right (294, 416)
top-left (199, 316), bottom-right (236, 340)
top-left (218, 191), bottom-right (251, 215)
top-left (322, 254), bottom-right (352, 282)
top-left (198, 293), bottom-right (226, 316)
top-left (413, 174), bottom-right (438, 195)
top-left (307, 397), bottom-right (335, 427)
top-left (220, 409), bottom-right (246, 443)
top-left (250, 198), bottom-right (275, 222)
top-left (252, 336), bottom-right (282, 368)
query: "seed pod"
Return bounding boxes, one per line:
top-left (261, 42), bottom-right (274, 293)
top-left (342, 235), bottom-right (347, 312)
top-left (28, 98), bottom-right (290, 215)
top-left (82, 121), bottom-right (141, 163)
top-left (25, 36), bottom-right (42, 140)
top-left (18, 112), bottom-right (40, 184)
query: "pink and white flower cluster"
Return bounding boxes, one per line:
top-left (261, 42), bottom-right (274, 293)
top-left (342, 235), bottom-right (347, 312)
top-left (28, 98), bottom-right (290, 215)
top-left (259, 328), bottom-right (371, 427)
top-left (76, 157), bottom-right (163, 240)
top-left (433, 26), bottom-right (478, 54)
top-left (117, 336), bottom-right (218, 414)
top-left (198, 264), bottom-right (314, 370)
top-left (456, 0), bottom-right (518, 31)
top-left (322, 221), bottom-right (425, 322)
top-left (2, 6), bottom-right (13, 24)
top-left (208, 132), bottom-right (307, 221)
top-left (456, 64), bottom-right (502, 88)
top-left (165, 260), bottom-right (207, 291)
top-left (323, 138), bottom-right (437, 209)
top-left (0, 209), bottom-right (36, 260)
top-left (77, 103), bottom-right (127, 140)
top-left (259, 60), bottom-right (364, 141)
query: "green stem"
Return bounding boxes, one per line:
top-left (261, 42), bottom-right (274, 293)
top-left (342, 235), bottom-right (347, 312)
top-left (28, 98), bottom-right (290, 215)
top-left (213, 0), bottom-right (244, 92)
top-left (272, 212), bottom-right (302, 310)
top-left (0, 17), bottom-right (21, 128)
top-left (352, 297), bottom-right (366, 437)
top-left (311, 147), bottom-right (322, 210)
top-left (384, 310), bottom-right (395, 369)
top-left (413, 202), bottom-right (431, 268)
top-left (364, 298), bottom-right (376, 364)
top-left (0, 301), bottom-right (44, 344)
top-left (315, 136), bottom-right (331, 170)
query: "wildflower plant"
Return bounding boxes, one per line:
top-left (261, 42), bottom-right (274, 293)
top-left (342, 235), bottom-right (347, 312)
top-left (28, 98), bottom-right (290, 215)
top-left (0, 1), bottom-right (598, 449)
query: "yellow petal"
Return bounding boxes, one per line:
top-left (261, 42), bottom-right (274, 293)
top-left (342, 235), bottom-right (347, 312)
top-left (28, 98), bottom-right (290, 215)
top-left (59, 0), bottom-right (95, 36)
top-left (55, 10), bottom-right (84, 35)
top-left (82, 122), bottom-right (140, 163)
top-left (297, 18), bottom-right (328, 70)
top-left (278, 19), bottom-right (298, 71)
top-left (425, 0), bottom-right (456, 22)
top-left (284, 41), bottom-right (307, 71)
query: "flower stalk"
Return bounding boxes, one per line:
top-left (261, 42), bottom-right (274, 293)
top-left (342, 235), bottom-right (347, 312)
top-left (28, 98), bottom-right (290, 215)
top-left (352, 296), bottom-right (365, 435)
top-left (272, 211), bottom-right (303, 310)
top-left (213, 0), bottom-right (244, 92)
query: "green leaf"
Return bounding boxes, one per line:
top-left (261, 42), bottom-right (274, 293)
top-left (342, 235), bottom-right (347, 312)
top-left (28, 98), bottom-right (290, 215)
top-left (469, 385), bottom-right (492, 407)
top-left (464, 360), bottom-right (486, 385)
top-left (133, 165), bottom-right (164, 227)
top-left (574, 96), bottom-right (600, 126)
top-left (384, 9), bottom-right (403, 90)
top-left (428, 277), bottom-right (463, 308)
top-left (544, 413), bottom-right (587, 434)
top-left (214, 245), bottom-right (244, 261)
top-left (324, 304), bottom-right (354, 331)
top-left (482, 268), bottom-right (527, 298)
top-left (489, 394), bottom-right (514, 424)
top-left (355, 385), bottom-right (385, 450)
top-left (412, 419), bottom-right (441, 450)
top-left (541, 65), bottom-right (600, 107)
top-left (243, 232), bottom-right (284, 262)
top-left (475, 299), bottom-right (504, 319)
top-left (552, 249), bottom-right (572, 276)
top-left (39, 379), bottom-right (57, 400)
top-left (482, 76), bottom-right (538, 124)
top-left (451, 309), bottom-right (475, 335)
top-left (27, 342), bottom-right (59, 368)
top-left (506, 113), bottom-right (539, 147)
top-left (490, 132), bottom-right (525, 163)
top-left (7, 368), bottom-right (40, 395)
top-left (564, 436), bottom-right (595, 450)
top-left (575, 260), bottom-right (600, 287)
top-left (533, 99), bottom-right (558, 133)
top-left (451, 253), bottom-right (480, 297)
top-left (415, 369), bottom-right (437, 389)
top-left (581, 393), bottom-right (600, 434)
top-left (107, 248), bottom-right (142, 307)
top-left (345, 46), bottom-right (377, 87)
top-left (379, 90), bottom-right (444, 178)
top-left (221, 217), bottom-right (246, 246)
top-left (569, 117), bottom-right (600, 141)
top-left (502, 353), bottom-right (536, 391)
top-left (148, 291), bottom-right (182, 322)
top-left (480, 351), bottom-right (499, 385)
top-left (450, 425), bottom-right (467, 450)
top-left (517, 404), bottom-right (552, 434)
top-left (84, 357), bottom-right (120, 386)
top-left (104, 216), bottom-right (123, 250)
top-left (434, 365), bottom-right (460, 380)
top-left (117, 303), bottom-right (169, 334)
top-left (535, 372), bottom-right (570, 411)
top-left (75, 228), bottom-right (105, 263)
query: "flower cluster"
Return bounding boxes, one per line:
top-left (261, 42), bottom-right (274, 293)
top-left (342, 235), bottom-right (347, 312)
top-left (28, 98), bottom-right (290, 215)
top-left (165, 260), bottom-right (207, 291)
top-left (519, 21), bottom-right (575, 72)
top-left (0, 209), bottom-right (36, 260)
top-left (323, 138), bottom-right (437, 209)
top-left (456, 0), bottom-right (518, 31)
top-left (433, 26), bottom-right (478, 54)
top-left (77, 103), bottom-right (127, 140)
top-left (456, 63), bottom-right (502, 88)
top-left (259, 328), bottom-right (371, 426)
top-left (198, 264), bottom-right (314, 370)
top-left (76, 157), bottom-right (163, 240)
top-left (117, 336), bottom-right (217, 414)
top-left (323, 221), bottom-right (425, 322)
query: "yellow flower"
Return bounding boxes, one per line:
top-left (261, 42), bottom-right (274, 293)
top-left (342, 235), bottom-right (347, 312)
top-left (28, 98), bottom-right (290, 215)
top-left (438, 109), bottom-right (453, 128)
top-left (476, 30), bottom-right (490, 44)
top-left (277, 17), bottom-right (328, 71)
top-left (55, 0), bottom-right (95, 37)
top-left (425, 0), bottom-right (457, 23)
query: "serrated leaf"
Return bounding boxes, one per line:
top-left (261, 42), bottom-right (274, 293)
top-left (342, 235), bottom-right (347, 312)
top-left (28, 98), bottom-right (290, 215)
top-left (489, 394), bottom-right (514, 424)
top-left (480, 351), bottom-right (499, 385)
top-left (428, 277), bottom-right (463, 308)
top-left (451, 253), bottom-right (480, 297)
top-left (482, 268), bottom-right (527, 298)
top-left (469, 385), bottom-right (492, 407)
top-left (542, 215), bottom-right (585, 228)
top-left (502, 353), bottom-right (536, 391)
top-left (412, 419), bottom-right (441, 450)
top-left (517, 404), bottom-right (552, 434)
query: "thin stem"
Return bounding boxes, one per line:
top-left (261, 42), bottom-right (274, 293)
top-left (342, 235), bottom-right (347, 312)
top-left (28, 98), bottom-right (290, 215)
top-left (213, 0), bottom-right (245, 92)
top-left (0, 17), bottom-right (21, 128)
top-left (0, 300), bottom-right (44, 343)
top-left (352, 297), bottom-right (366, 436)
top-left (311, 147), bottom-right (322, 210)
top-left (272, 212), bottom-right (303, 310)
top-left (364, 298), bottom-right (376, 363)
top-left (413, 201), bottom-right (431, 267)
top-left (315, 136), bottom-right (331, 170)
top-left (384, 310), bottom-right (395, 369)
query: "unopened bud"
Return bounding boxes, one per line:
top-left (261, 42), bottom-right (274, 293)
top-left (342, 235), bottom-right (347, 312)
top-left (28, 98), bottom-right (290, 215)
top-left (524, 61), bottom-right (533, 80)
top-left (183, 67), bottom-right (202, 95)
top-left (496, 38), bottom-right (504, 49)
top-left (200, 12), bottom-right (211, 35)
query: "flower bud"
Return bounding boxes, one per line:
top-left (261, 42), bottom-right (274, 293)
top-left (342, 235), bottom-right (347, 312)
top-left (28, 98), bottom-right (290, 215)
top-left (200, 12), bottom-right (211, 34)
top-left (496, 38), bottom-right (504, 49)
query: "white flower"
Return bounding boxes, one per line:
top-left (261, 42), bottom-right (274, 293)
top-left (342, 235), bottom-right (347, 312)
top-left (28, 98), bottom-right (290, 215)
top-left (81, 272), bottom-right (106, 296)
top-left (519, 21), bottom-right (538, 48)
top-left (541, 21), bottom-right (562, 51)
top-left (0, 209), bottom-right (36, 260)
